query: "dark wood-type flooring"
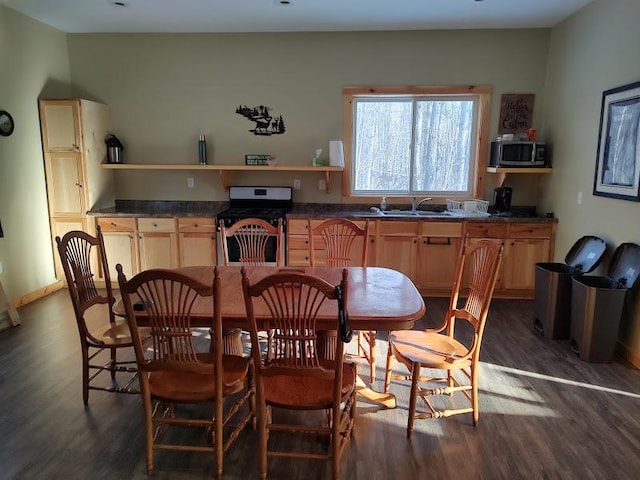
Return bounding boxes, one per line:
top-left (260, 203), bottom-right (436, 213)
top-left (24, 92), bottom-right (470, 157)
top-left (2, 289), bottom-right (640, 479)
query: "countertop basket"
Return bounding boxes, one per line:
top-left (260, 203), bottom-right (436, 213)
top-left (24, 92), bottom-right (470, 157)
top-left (446, 199), bottom-right (489, 214)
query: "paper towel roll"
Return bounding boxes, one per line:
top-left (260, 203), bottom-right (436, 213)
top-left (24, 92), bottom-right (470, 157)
top-left (329, 140), bottom-right (344, 167)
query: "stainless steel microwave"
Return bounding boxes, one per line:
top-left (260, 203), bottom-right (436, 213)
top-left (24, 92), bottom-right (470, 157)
top-left (489, 140), bottom-right (547, 167)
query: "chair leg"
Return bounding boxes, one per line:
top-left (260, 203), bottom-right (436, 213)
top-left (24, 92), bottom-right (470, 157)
top-left (258, 403), bottom-right (268, 480)
top-left (215, 396), bottom-right (224, 478)
top-left (368, 331), bottom-right (376, 384)
top-left (110, 347), bottom-right (117, 380)
top-left (384, 342), bottom-right (394, 393)
top-left (471, 365), bottom-right (479, 426)
top-left (407, 362), bottom-right (420, 439)
top-left (143, 392), bottom-right (154, 475)
top-left (81, 346), bottom-right (90, 405)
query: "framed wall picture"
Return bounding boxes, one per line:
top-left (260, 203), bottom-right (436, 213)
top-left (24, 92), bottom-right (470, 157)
top-left (593, 80), bottom-right (640, 201)
top-left (498, 94), bottom-right (534, 135)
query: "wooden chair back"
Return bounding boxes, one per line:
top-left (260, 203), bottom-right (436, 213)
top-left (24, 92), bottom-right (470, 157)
top-left (308, 218), bottom-right (369, 267)
top-left (443, 238), bottom-right (503, 359)
top-left (219, 218), bottom-right (283, 267)
top-left (241, 268), bottom-right (349, 378)
top-left (116, 266), bottom-right (218, 377)
top-left (56, 226), bottom-right (115, 338)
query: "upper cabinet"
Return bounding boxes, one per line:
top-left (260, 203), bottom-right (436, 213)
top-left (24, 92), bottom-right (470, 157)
top-left (39, 99), bottom-right (115, 278)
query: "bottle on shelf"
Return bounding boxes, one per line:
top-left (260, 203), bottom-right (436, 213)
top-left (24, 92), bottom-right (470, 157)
top-left (380, 196), bottom-right (387, 211)
top-left (198, 135), bottom-right (207, 165)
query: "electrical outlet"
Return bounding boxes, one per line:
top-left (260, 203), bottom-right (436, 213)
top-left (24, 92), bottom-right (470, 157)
top-left (293, 179), bottom-right (301, 190)
top-left (187, 177), bottom-right (195, 188)
top-left (577, 191), bottom-right (583, 205)
top-left (319, 179), bottom-right (326, 191)
top-left (0, 261), bottom-right (3, 274)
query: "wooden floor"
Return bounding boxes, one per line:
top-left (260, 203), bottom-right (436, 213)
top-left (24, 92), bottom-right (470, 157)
top-left (2, 290), bottom-right (640, 480)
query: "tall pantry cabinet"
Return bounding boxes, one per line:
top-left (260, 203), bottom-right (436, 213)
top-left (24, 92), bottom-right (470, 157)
top-left (38, 99), bottom-right (115, 279)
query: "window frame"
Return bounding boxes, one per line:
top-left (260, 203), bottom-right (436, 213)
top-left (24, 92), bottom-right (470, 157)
top-left (341, 85), bottom-right (492, 203)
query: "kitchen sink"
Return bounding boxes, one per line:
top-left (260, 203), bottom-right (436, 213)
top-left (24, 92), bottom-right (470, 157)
top-left (381, 209), bottom-right (452, 217)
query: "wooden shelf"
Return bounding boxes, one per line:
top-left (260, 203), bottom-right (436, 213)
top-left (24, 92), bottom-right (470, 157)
top-left (101, 163), bottom-right (343, 191)
top-left (486, 167), bottom-right (552, 186)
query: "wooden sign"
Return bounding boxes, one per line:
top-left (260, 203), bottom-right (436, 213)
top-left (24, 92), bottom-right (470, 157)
top-left (498, 94), bottom-right (535, 134)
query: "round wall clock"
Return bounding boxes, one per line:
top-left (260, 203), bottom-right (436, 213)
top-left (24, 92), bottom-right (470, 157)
top-left (0, 111), bottom-right (14, 136)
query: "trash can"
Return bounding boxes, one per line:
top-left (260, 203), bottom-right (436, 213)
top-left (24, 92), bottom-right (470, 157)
top-left (534, 236), bottom-right (607, 339)
top-left (105, 134), bottom-right (123, 164)
top-left (570, 243), bottom-right (640, 363)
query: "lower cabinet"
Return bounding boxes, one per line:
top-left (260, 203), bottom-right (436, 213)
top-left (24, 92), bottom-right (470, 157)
top-left (51, 216), bottom-right (93, 279)
top-left (137, 218), bottom-right (178, 270)
top-left (177, 217), bottom-right (217, 267)
top-left (97, 215), bottom-right (214, 283)
top-left (287, 219), bottom-right (375, 267)
top-left (415, 222), bottom-right (462, 295)
top-left (465, 221), bottom-right (555, 298)
top-left (96, 217), bottom-right (138, 280)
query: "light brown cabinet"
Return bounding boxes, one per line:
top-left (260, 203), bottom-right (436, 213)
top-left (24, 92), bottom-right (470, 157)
top-left (287, 219), bottom-right (375, 267)
top-left (178, 217), bottom-right (217, 267)
top-left (137, 218), bottom-right (178, 270)
top-left (39, 99), bottom-right (114, 278)
top-left (415, 222), bottom-right (463, 295)
top-left (97, 216), bottom-right (214, 283)
top-left (464, 221), bottom-right (554, 298)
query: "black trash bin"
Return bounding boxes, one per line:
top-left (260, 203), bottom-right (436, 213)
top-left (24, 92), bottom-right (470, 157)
top-left (570, 243), bottom-right (640, 363)
top-left (534, 236), bottom-right (607, 339)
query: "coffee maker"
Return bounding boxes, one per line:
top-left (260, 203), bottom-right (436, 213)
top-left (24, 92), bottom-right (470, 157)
top-left (493, 187), bottom-right (512, 213)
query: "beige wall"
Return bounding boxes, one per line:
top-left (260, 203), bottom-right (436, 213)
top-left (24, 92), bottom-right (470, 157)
top-left (542, 0), bottom-right (640, 358)
top-left (66, 30), bottom-right (550, 204)
top-left (0, 6), bottom-right (71, 300)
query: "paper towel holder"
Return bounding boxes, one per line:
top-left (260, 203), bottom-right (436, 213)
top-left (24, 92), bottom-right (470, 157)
top-left (329, 140), bottom-right (344, 167)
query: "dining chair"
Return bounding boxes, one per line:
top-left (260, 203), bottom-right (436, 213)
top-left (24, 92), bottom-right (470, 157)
top-left (384, 238), bottom-right (503, 437)
top-left (116, 265), bottom-right (255, 477)
top-left (220, 217), bottom-right (284, 356)
top-left (307, 218), bottom-right (377, 382)
top-left (219, 218), bottom-right (283, 267)
top-left (241, 267), bottom-right (356, 480)
top-left (56, 226), bottom-right (139, 404)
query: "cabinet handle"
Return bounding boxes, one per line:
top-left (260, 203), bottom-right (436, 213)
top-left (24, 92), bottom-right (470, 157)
top-left (424, 237), bottom-right (451, 246)
top-left (111, 222), bottom-right (117, 227)
top-left (75, 183), bottom-right (83, 188)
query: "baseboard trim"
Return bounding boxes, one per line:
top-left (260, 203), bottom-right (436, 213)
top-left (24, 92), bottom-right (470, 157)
top-left (617, 341), bottom-right (640, 370)
top-left (11, 280), bottom-right (64, 309)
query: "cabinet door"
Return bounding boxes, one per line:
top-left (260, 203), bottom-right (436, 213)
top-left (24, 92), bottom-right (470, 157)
top-left (177, 217), bottom-right (217, 267)
top-left (139, 233), bottom-right (178, 270)
top-left (376, 235), bottom-right (417, 279)
top-left (40, 101), bottom-right (80, 151)
top-left (45, 152), bottom-right (85, 217)
top-left (51, 217), bottom-right (90, 279)
top-left (502, 238), bottom-right (550, 290)
top-left (102, 231), bottom-right (138, 280)
top-left (466, 238), bottom-right (505, 290)
top-left (97, 217), bottom-right (138, 280)
top-left (179, 233), bottom-right (217, 267)
top-left (416, 236), bottom-right (461, 292)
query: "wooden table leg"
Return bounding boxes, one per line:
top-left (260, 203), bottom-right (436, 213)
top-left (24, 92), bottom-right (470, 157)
top-left (317, 330), bottom-right (397, 409)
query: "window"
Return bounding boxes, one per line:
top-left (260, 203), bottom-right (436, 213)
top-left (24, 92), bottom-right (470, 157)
top-left (343, 86), bottom-right (491, 199)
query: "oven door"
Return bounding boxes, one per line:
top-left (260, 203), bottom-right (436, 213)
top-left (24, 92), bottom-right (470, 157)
top-left (217, 224), bottom-right (284, 265)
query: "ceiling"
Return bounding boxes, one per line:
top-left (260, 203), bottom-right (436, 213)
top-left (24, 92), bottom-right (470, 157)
top-left (0, 0), bottom-right (594, 34)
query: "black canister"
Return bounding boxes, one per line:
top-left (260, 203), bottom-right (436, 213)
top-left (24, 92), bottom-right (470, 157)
top-left (105, 134), bottom-right (124, 164)
top-left (493, 187), bottom-right (512, 212)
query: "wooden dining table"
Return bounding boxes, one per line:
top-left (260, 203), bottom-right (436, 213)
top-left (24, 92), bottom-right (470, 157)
top-left (116, 265), bottom-right (426, 408)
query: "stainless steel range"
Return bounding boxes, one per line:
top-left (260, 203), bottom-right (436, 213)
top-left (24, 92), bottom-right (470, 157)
top-left (216, 186), bottom-right (292, 265)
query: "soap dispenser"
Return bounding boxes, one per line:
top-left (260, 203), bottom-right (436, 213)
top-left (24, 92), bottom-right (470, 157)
top-left (380, 196), bottom-right (387, 212)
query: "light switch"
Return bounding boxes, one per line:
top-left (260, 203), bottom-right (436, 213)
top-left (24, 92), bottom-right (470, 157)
top-left (187, 177), bottom-right (195, 188)
top-left (319, 179), bottom-right (326, 191)
top-left (293, 179), bottom-right (301, 190)
top-left (577, 191), bottom-right (583, 205)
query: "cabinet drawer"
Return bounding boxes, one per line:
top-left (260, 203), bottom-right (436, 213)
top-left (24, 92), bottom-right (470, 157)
top-left (508, 223), bottom-right (553, 239)
top-left (288, 235), bottom-right (310, 250)
top-left (465, 223), bottom-right (507, 238)
top-left (138, 217), bottom-right (176, 233)
top-left (178, 217), bottom-right (216, 233)
top-left (420, 221), bottom-right (462, 237)
top-left (288, 219), bottom-right (314, 235)
top-left (97, 217), bottom-right (136, 232)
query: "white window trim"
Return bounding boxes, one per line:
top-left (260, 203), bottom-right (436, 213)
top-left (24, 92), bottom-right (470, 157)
top-left (341, 85), bottom-right (492, 203)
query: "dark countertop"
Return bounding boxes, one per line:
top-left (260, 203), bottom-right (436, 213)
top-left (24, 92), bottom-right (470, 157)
top-left (89, 200), bottom-right (556, 223)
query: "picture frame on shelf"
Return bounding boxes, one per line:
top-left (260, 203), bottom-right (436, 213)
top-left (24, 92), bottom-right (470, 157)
top-left (594, 80), bottom-right (640, 202)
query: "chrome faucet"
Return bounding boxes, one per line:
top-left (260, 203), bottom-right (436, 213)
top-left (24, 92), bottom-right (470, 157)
top-left (411, 196), bottom-right (433, 212)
